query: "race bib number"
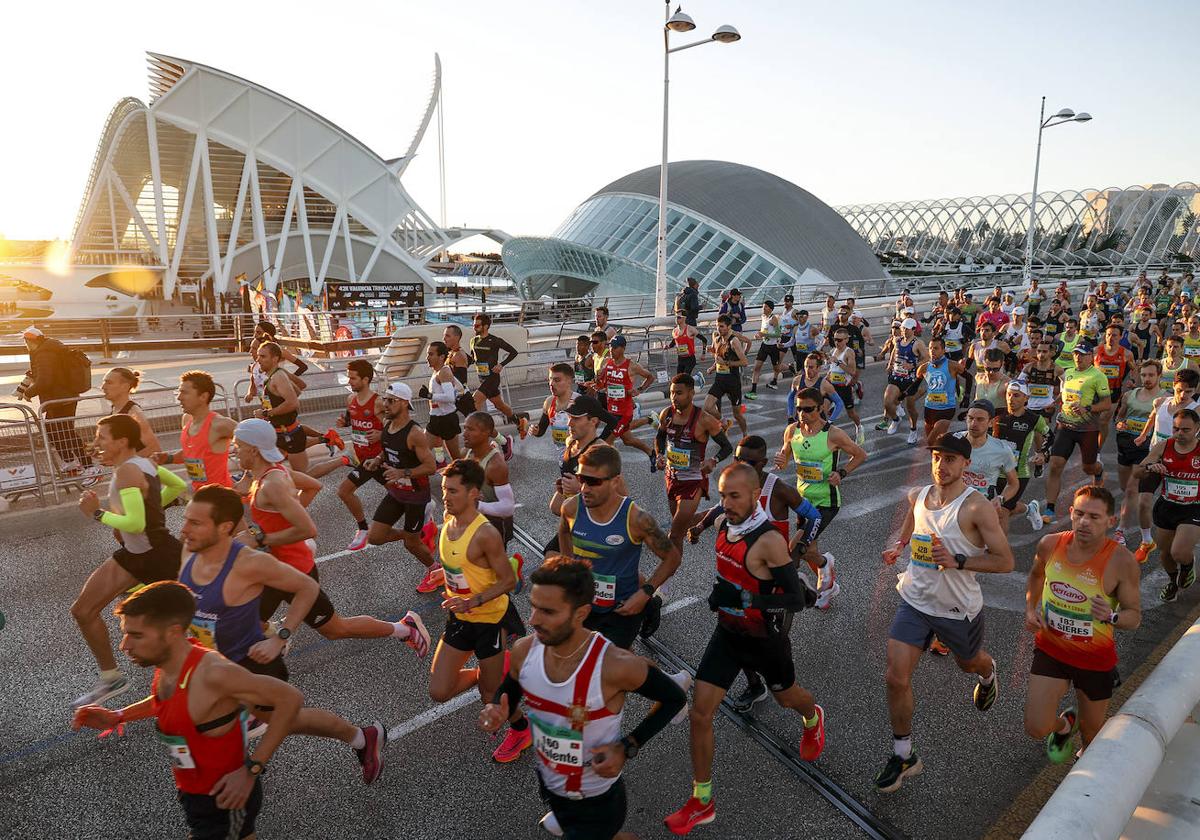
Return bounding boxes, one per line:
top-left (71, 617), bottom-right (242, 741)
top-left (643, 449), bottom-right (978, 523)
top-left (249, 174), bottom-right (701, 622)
top-left (927, 391), bottom-right (948, 405)
top-left (184, 458), bottom-right (207, 482)
top-left (797, 460), bottom-right (825, 482)
top-left (260, 396), bottom-right (272, 413)
top-left (443, 565), bottom-right (472, 596)
top-left (532, 716), bottom-right (584, 773)
top-left (829, 370), bottom-right (848, 385)
top-left (607, 384), bottom-right (626, 401)
top-left (351, 431), bottom-right (369, 448)
top-left (715, 362), bottom-right (730, 374)
top-left (1029, 384), bottom-right (1050, 398)
top-left (157, 731), bottom-right (197, 770)
top-left (1185, 346), bottom-right (1200, 358)
top-left (476, 362), bottom-right (491, 375)
top-left (593, 573), bottom-right (617, 608)
top-left (909, 533), bottom-right (938, 569)
top-left (945, 339), bottom-right (961, 351)
top-left (666, 444), bottom-right (691, 469)
top-left (1046, 604), bottom-right (1093, 638)
top-left (1165, 477), bottom-right (1199, 502)
top-left (1062, 386), bottom-right (1083, 418)
top-left (189, 614), bottom-right (217, 650)
top-left (574, 370), bottom-right (586, 383)
top-left (677, 344), bottom-right (689, 356)
top-left (551, 427), bottom-right (570, 446)
top-left (1099, 364), bottom-right (1119, 380)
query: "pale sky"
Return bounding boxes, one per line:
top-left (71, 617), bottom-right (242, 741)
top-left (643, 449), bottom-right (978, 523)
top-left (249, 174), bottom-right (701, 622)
top-left (1, 0), bottom-right (1196, 245)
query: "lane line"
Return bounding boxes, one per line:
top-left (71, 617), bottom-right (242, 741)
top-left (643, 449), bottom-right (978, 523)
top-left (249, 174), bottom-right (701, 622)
top-left (386, 692), bottom-right (478, 742)
top-left (662, 595), bottom-right (700, 615)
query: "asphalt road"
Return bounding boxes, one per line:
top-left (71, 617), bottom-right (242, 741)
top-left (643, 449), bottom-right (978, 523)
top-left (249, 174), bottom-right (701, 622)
top-left (1, 357), bottom-right (1196, 840)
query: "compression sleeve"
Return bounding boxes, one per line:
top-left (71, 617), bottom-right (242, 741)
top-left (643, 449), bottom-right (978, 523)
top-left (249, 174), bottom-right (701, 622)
top-left (750, 563), bottom-right (808, 611)
top-left (626, 666), bottom-right (687, 749)
top-left (291, 357), bottom-right (309, 375)
top-left (157, 466), bottom-right (186, 505)
top-left (787, 388), bottom-right (797, 422)
top-left (598, 405), bottom-right (620, 441)
top-left (477, 483), bottom-right (515, 518)
top-left (793, 499), bottom-right (822, 547)
top-left (491, 672), bottom-right (524, 709)
top-left (711, 430), bottom-right (733, 463)
top-left (827, 387), bottom-right (845, 421)
top-left (535, 413), bottom-right (551, 437)
top-left (655, 426), bottom-right (668, 457)
top-left (100, 486), bottom-right (147, 534)
top-left (496, 336), bottom-right (519, 368)
top-left (695, 505), bottom-right (725, 532)
top-left (431, 378), bottom-right (458, 412)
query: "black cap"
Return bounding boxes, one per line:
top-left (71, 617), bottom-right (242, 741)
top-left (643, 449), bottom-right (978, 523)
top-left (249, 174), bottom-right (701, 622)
top-left (968, 398), bottom-right (996, 417)
top-left (565, 394), bottom-right (608, 419)
top-left (928, 433), bottom-right (973, 460)
top-left (1073, 340), bottom-right (1096, 354)
top-left (729, 288), bottom-right (742, 296)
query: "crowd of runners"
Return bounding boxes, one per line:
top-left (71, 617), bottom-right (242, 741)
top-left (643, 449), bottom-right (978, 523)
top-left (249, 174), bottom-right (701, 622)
top-left (21, 268), bottom-right (1197, 838)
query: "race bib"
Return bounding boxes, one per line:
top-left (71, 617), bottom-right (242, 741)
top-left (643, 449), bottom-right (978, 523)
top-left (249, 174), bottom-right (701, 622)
top-left (476, 362), bottom-right (491, 375)
top-left (908, 533), bottom-right (938, 569)
top-left (390, 476), bottom-right (413, 490)
top-left (963, 470), bottom-right (989, 490)
top-left (677, 344), bottom-right (689, 356)
top-left (715, 362), bottom-right (730, 374)
top-left (593, 573), bottom-right (617, 608)
top-left (829, 370), bottom-right (847, 385)
top-left (574, 370), bottom-right (586, 383)
top-left (351, 431), bottom-right (369, 448)
top-left (1029, 384), bottom-right (1050, 398)
top-left (189, 614), bottom-right (217, 650)
top-left (945, 339), bottom-right (961, 351)
top-left (184, 458), bottom-right (207, 482)
top-left (1165, 477), bottom-right (1199, 502)
top-left (1099, 364), bottom-right (1119, 380)
top-left (1046, 604), bottom-right (1093, 638)
top-left (1185, 346), bottom-right (1200, 358)
top-left (532, 716), bottom-right (584, 773)
top-left (157, 731), bottom-right (197, 770)
top-left (607, 384), bottom-right (626, 401)
top-left (666, 444), bottom-right (691, 469)
top-left (260, 396), bottom-right (272, 413)
top-left (443, 565), bottom-right (472, 596)
top-left (551, 427), bottom-right (570, 446)
top-left (927, 391), bottom-right (948, 405)
top-left (797, 460), bottom-right (825, 482)
top-left (1062, 386), bottom-right (1083, 418)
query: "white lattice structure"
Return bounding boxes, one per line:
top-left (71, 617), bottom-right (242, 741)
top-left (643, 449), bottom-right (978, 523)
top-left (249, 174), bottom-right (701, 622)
top-left (69, 52), bottom-right (462, 299)
top-left (837, 184), bottom-right (1200, 269)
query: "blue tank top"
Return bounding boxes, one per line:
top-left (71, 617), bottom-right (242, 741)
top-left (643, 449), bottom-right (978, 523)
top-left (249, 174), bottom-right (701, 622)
top-left (569, 496), bottom-right (643, 614)
top-left (892, 339), bottom-right (919, 380)
top-left (924, 356), bottom-right (958, 410)
top-left (180, 541), bottom-right (265, 663)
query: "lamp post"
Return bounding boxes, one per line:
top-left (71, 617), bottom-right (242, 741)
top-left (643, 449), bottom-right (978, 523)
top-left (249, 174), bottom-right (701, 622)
top-left (654, 4), bottom-right (740, 317)
top-left (1022, 96), bottom-right (1092, 284)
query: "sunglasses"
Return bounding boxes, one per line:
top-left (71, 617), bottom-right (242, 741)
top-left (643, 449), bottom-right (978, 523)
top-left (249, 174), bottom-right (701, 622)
top-left (575, 473), bottom-right (614, 486)
top-left (591, 339), bottom-right (605, 345)
top-left (985, 367), bottom-right (1001, 373)
top-left (734, 453), bottom-right (764, 464)
top-left (835, 337), bottom-right (847, 342)
top-left (797, 404), bottom-right (820, 413)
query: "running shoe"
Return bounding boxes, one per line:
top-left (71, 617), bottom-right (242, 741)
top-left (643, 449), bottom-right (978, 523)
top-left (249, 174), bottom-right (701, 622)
top-left (874, 751), bottom-right (923, 793)
top-left (973, 669), bottom-right (999, 712)
top-left (1181, 563), bottom-right (1196, 589)
top-left (1034, 462), bottom-right (1044, 478)
top-left (246, 715), bottom-right (269, 739)
top-left (854, 381), bottom-right (864, 400)
top-left (746, 390), bottom-right (758, 401)
top-left (639, 593), bottom-right (663, 639)
top-left (855, 426), bottom-right (865, 445)
top-left (420, 521), bottom-right (439, 555)
top-left (1160, 577), bottom-right (1180, 603)
top-left (648, 450), bottom-right (659, 474)
top-left (670, 672), bottom-right (693, 725)
top-left (510, 552), bottom-right (525, 595)
top-left (518, 416), bottom-right (530, 440)
top-left (799, 704), bottom-right (826, 761)
top-left (492, 725), bottom-right (533, 763)
top-left (816, 554), bottom-right (835, 590)
top-left (1135, 541), bottom-right (1155, 565)
top-left (354, 722), bottom-right (387, 784)
top-left (78, 465), bottom-right (103, 488)
top-left (766, 380), bottom-right (778, 391)
top-left (323, 429), bottom-right (345, 456)
top-left (501, 434), bottom-right (514, 461)
top-left (416, 564), bottom-right (445, 594)
top-left (400, 610), bottom-right (430, 658)
top-left (72, 674), bottom-right (130, 708)
top-left (1045, 707), bottom-right (1078, 764)
top-left (874, 419), bottom-right (890, 432)
top-left (347, 529), bottom-right (369, 551)
top-left (906, 429), bottom-right (918, 445)
top-left (731, 679), bottom-right (769, 714)
top-left (928, 638), bottom-right (950, 656)
top-left (896, 404), bottom-right (906, 419)
top-left (887, 420), bottom-right (899, 436)
top-left (665, 797), bottom-right (716, 836)
top-left (814, 582), bottom-right (841, 610)
top-left (1112, 527), bottom-right (1125, 547)
top-left (539, 811), bottom-right (564, 837)
top-left (1026, 499), bottom-right (1044, 531)
top-left (649, 410), bottom-right (662, 431)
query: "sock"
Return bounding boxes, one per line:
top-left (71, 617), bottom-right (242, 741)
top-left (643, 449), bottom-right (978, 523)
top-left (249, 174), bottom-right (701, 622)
top-left (357, 519), bottom-right (369, 531)
top-left (977, 667), bottom-right (995, 686)
top-left (390, 621), bottom-right (411, 639)
top-left (893, 734), bottom-right (912, 760)
top-left (1141, 528), bottom-right (1152, 542)
top-left (509, 716), bottom-right (529, 732)
top-left (349, 728), bottom-right (366, 750)
top-left (770, 378), bottom-right (777, 385)
top-left (100, 668), bottom-right (122, 683)
top-left (802, 711), bottom-right (819, 728)
top-left (1045, 503), bottom-right (1056, 515)
top-left (750, 384), bottom-right (757, 392)
top-left (1055, 715), bottom-right (1073, 736)
top-left (693, 780), bottom-right (713, 804)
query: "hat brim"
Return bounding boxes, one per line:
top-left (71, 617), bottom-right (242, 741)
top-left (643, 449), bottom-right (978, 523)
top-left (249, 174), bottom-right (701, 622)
top-left (927, 444), bottom-right (971, 459)
top-left (260, 447), bottom-right (287, 463)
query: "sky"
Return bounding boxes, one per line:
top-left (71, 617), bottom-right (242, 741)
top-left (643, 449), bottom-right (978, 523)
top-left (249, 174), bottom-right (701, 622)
top-left (1, 0), bottom-right (1197, 246)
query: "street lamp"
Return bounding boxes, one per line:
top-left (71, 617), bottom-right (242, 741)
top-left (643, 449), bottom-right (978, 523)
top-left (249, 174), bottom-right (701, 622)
top-left (654, 4), bottom-right (741, 317)
top-left (1022, 96), bottom-right (1092, 284)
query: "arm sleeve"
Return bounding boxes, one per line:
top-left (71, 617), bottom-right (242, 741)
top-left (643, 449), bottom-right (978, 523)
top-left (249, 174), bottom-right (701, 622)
top-left (626, 666), bottom-right (687, 749)
top-left (497, 337), bottom-right (519, 368)
top-left (157, 466), bottom-right (186, 505)
top-left (491, 672), bottom-right (524, 709)
top-left (655, 426), bottom-right (668, 457)
top-left (431, 378), bottom-right (458, 412)
top-left (750, 563), bottom-right (808, 611)
top-left (100, 486), bottom-right (147, 533)
top-left (598, 405), bottom-right (620, 440)
top-left (710, 430), bottom-right (733, 463)
top-left (826, 387), bottom-right (844, 421)
top-left (696, 504), bottom-right (725, 532)
top-left (535, 413), bottom-right (551, 436)
top-left (477, 483), bottom-right (515, 518)
top-left (291, 357), bottom-right (309, 376)
top-left (786, 387), bottom-right (797, 421)
top-left (793, 499), bottom-right (822, 547)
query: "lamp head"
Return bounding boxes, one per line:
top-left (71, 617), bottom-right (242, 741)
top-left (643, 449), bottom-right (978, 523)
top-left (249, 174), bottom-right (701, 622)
top-left (1053, 108), bottom-right (1076, 119)
top-left (667, 7), bottom-right (697, 32)
top-left (712, 24), bottom-right (741, 43)
top-left (1074, 112), bottom-right (1093, 122)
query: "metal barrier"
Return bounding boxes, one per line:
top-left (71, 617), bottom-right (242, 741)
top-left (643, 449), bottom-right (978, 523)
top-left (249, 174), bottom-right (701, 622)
top-left (0, 401), bottom-right (51, 507)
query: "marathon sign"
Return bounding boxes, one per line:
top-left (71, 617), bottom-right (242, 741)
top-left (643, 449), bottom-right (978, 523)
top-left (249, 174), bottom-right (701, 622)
top-left (323, 282), bottom-right (425, 312)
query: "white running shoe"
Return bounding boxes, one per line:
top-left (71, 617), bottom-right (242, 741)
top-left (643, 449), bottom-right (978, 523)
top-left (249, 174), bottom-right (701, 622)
top-left (540, 811), bottom-right (564, 837)
top-left (78, 465), bottom-right (104, 487)
top-left (816, 553), bottom-right (836, 592)
top-left (1112, 527), bottom-right (1125, 547)
top-left (887, 420), bottom-right (899, 436)
top-left (670, 672), bottom-right (694, 725)
top-left (897, 404), bottom-right (906, 419)
top-left (815, 582), bottom-right (842, 610)
top-left (348, 529), bottom-right (369, 551)
top-left (305, 538), bottom-right (317, 555)
top-left (855, 425), bottom-right (865, 445)
top-left (72, 674), bottom-right (130, 708)
top-left (1026, 499), bottom-right (1044, 531)
top-left (906, 429), bottom-right (919, 445)
top-left (246, 715), bottom-right (269, 739)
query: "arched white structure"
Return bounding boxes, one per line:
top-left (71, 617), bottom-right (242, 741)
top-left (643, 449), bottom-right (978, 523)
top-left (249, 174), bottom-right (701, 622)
top-left (69, 52), bottom-right (454, 300)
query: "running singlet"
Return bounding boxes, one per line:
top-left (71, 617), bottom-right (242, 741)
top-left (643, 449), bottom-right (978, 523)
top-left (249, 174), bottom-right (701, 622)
top-left (179, 541), bottom-right (265, 661)
top-left (520, 633), bottom-right (621, 798)
top-left (1161, 357), bottom-right (1187, 387)
top-left (714, 518), bottom-right (783, 638)
top-left (261, 370), bottom-right (298, 430)
top-left (346, 393), bottom-right (384, 462)
top-left (152, 643), bottom-right (247, 795)
top-left (477, 446), bottom-right (512, 540)
top-left (380, 420), bottom-right (431, 504)
top-left (759, 473), bottom-right (789, 539)
top-left (1121, 388), bottom-right (1158, 436)
top-left (663, 406), bottom-right (706, 482)
top-left (897, 485), bottom-right (985, 621)
top-left (439, 513), bottom-right (508, 623)
top-left (1020, 365), bottom-right (1058, 412)
top-left (568, 496), bottom-right (643, 612)
top-left (1094, 346), bottom-right (1128, 392)
top-left (1153, 398), bottom-right (1200, 443)
top-left (249, 465), bottom-right (315, 573)
top-left (713, 341), bottom-right (738, 378)
top-left (974, 376), bottom-right (1007, 410)
top-left (1035, 532), bottom-right (1118, 671)
top-left (573, 354), bottom-right (594, 386)
top-left (1058, 366), bottom-right (1110, 431)
top-left (1160, 438), bottom-right (1200, 504)
top-left (941, 321), bottom-right (965, 355)
top-left (993, 412), bottom-right (1047, 479)
top-left (827, 349), bottom-right (853, 386)
top-left (788, 422), bottom-right (839, 508)
top-left (890, 340), bottom-right (919, 381)
top-left (180, 412), bottom-right (231, 490)
top-left (760, 315), bottom-right (781, 346)
top-left (672, 328), bottom-right (696, 358)
top-left (1184, 334), bottom-right (1200, 359)
top-left (923, 357), bottom-right (957, 410)
top-left (1055, 334), bottom-right (1080, 369)
top-left (599, 357), bottom-right (635, 418)
top-left (109, 457), bottom-right (171, 554)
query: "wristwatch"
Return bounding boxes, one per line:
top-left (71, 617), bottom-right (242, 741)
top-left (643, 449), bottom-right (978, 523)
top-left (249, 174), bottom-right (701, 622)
top-left (1105, 608), bottom-right (1119, 625)
top-left (276, 627), bottom-right (292, 641)
top-left (954, 553), bottom-right (967, 570)
top-left (92, 509), bottom-right (105, 522)
top-left (620, 736), bottom-right (639, 759)
top-left (244, 758), bottom-right (266, 776)
top-left (248, 523), bottom-right (267, 549)
top-left (640, 583), bottom-right (655, 598)
top-left (836, 468), bottom-right (848, 479)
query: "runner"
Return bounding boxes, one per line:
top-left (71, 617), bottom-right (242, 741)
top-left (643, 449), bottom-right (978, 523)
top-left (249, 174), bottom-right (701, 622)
top-left (593, 305), bottom-right (619, 340)
top-left (1137, 407), bottom-right (1200, 603)
top-left (442, 323), bottom-right (473, 392)
top-left (1128, 306), bottom-right (1156, 360)
top-left (1095, 323), bottom-right (1134, 447)
top-left (156, 370), bottom-right (236, 493)
top-left (1054, 319), bottom-right (1082, 372)
top-left (462, 411), bottom-right (518, 551)
top-left (470, 312), bottom-right (530, 438)
top-left (1041, 341), bottom-right (1112, 524)
top-left (478, 555), bottom-right (687, 840)
top-left (362, 383), bottom-right (441, 592)
top-left (247, 320), bottom-right (309, 392)
top-left (665, 463), bottom-right (824, 835)
top-left (72, 414), bottom-right (185, 707)
top-left (876, 433), bottom-right (1014, 792)
top-left (72, 581), bottom-right (305, 838)
top-left (533, 363), bottom-right (584, 452)
top-left (1018, 339), bottom-right (1063, 471)
top-left (670, 312), bottom-right (704, 379)
top-left (1112, 360), bottom-right (1164, 549)
top-left (787, 351), bottom-right (844, 426)
top-left (101, 367), bottom-right (163, 456)
top-left (253, 341), bottom-right (310, 474)
top-left (747, 300), bottom-right (783, 400)
top-left (704, 315), bottom-right (749, 437)
top-left (233, 418), bottom-right (427, 647)
top-left (991, 384), bottom-right (1048, 532)
top-left (916, 337), bottom-right (966, 445)
top-left (423, 340), bottom-right (466, 466)
top-left (1023, 486), bottom-right (1141, 762)
top-left (545, 395), bottom-right (623, 557)
top-left (826, 329), bottom-right (864, 444)
top-left (595, 334), bottom-right (658, 467)
top-left (559, 444), bottom-right (682, 649)
top-left (574, 334), bottom-right (597, 389)
top-left (973, 348), bottom-right (1011, 410)
top-left (875, 318), bottom-right (927, 444)
top-left (1160, 335), bottom-right (1189, 387)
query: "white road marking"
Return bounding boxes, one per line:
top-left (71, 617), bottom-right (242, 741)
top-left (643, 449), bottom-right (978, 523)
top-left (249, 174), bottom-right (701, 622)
top-left (315, 549), bottom-right (357, 565)
top-left (663, 595), bottom-right (701, 615)
top-left (386, 692), bottom-right (478, 742)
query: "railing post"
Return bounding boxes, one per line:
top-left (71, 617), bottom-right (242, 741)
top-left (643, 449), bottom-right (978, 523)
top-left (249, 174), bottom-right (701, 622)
top-left (100, 318), bottom-right (112, 361)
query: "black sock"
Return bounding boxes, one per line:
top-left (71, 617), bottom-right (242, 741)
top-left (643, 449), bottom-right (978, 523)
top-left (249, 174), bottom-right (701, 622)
top-left (509, 716), bottom-right (529, 732)
top-left (357, 519), bottom-right (369, 531)
top-left (744, 670), bottom-right (764, 693)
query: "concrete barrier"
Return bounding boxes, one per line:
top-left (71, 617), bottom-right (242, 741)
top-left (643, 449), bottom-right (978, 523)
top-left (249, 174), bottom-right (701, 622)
top-left (1022, 617), bottom-right (1200, 840)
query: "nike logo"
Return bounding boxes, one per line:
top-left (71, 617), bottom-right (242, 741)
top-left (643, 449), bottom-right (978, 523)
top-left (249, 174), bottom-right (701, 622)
top-left (179, 670), bottom-right (190, 690)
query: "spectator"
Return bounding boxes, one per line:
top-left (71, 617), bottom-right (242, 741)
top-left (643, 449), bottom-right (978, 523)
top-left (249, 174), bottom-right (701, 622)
top-left (719, 288), bottom-right (748, 333)
top-left (674, 276), bottom-right (701, 326)
top-left (16, 326), bottom-right (92, 472)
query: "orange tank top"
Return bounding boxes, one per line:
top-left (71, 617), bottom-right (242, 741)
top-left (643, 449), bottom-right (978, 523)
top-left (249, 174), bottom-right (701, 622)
top-left (1035, 532), bottom-right (1118, 672)
top-left (250, 465), bottom-right (314, 573)
top-left (181, 412), bottom-right (232, 490)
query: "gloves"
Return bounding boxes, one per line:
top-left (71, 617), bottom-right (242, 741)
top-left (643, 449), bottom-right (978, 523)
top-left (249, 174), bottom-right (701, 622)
top-left (707, 577), bottom-right (746, 612)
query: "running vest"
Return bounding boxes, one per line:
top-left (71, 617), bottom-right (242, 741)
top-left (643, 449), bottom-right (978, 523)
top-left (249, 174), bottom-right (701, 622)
top-left (760, 314), bottom-right (781, 346)
top-left (1035, 532), bottom-right (1118, 672)
top-left (380, 419), bottom-right (431, 503)
top-left (898, 485), bottom-right (985, 621)
top-left (249, 465), bottom-right (314, 573)
top-left (942, 321), bottom-right (965, 355)
top-left (261, 369), bottom-right (298, 430)
top-left (758, 472), bottom-right (789, 539)
top-left (1121, 388), bottom-right (1159, 436)
top-left (714, 517), bottom-right (783, 638)
top-left (779, 309), bottom-right (798, 346)
top-left (521, 633), bottom-right (621, 799)
top-left (568, 496), bottom-right (642, 612)
top-left (663, 406), bottom-right (705, 482)
top-left (476, 445), bottom-right (512, 542)
top-left (827, 347), bottom-right (853, 386)
top-left (923, 357), bottom-right (957, 410)
top-left (974, 376), bottom-right (1008, 410)
top-left (600, 357), bottom-right (634, 417)
top-left (179, 541), bottom-right (265, 662)
top-left (1160, 438), bottom-right (1200, 504)
top-left (1160, 356), bottom-right (1187, 386)
top-left (1056, 334), bottom-right (1080, 369)
top-left (890, 340), bottom-right (919, 380)
top-left (547, 392), bottom-right (575, 449)
top-left (346, 393), bottom-right (384, 461)
top-left (108, 457), bottom-right (171, 554)
top-left (560, 436), bottom-right (602, 479)
top-left (713, 340), bottom-right (738, 377)
top-left (181, 412), bottom-right (231, 490)
top-left (439, 513), bottom-right (508, 623)
top-left (1183, 334), bottom-right (1200, 359)
top-left (573, 354), bottom-right (594, 385)
top-left (1153, 397), bottom-right (1200, 443)
top-left (152, 643), bottom-right (248, 795)
top-left (1021, 364), bottom-right (1058, 411)
top-left (672, 327), bottom-right (696, 358)
top-left (793, 320), bottom-right (816, 353)
top-left (788, 422), bottom-right (839, 508)
top-left (1095, 345), bottom-right (1128, 391)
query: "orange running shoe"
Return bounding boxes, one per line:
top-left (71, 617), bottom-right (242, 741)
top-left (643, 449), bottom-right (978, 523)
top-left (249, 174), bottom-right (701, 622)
top-left (1134, 541), bottom-right (1155, 565)
top-left (929, 638), bottom-right (950, 657)
top-left (420, 522), bottom-right (439, 555)
top-left (416, 564), bottom-right (445, 594)
top-left (492, 725), bottom-right (532, 763)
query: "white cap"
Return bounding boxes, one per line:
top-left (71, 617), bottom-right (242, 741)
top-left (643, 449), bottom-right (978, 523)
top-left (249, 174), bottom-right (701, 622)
top-left (21, 326), bottom-right (44, 340)
top-left (901, 318), bottom-right (918, 330)
top-left (385, 381), bottom-right (413, 402)
top-left (233, 418), bottom-right (285, 463)
top-left (1012, 306), bottom-right (1026, 316)
top-left (1007, 380), bottom-right (1030, 395)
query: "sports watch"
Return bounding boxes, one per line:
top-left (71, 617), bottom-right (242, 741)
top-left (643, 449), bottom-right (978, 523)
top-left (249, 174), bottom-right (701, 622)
top-left (620, 736), bottom-right (639, 759)
top-left (954, 553), bottom-right (967, 570)
top-left (244, 758), bottom-right (266, 776)
top-left (640, 583), bottom-right (655, 598)
top-left (276, 627), bottom-right (292, 641)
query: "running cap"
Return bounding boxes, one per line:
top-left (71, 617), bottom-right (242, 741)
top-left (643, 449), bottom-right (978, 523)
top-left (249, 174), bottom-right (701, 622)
top-left (384, 381), bottom-right (413, 402)
top-left (234, 418), bottom-right (285, 463)
top-left (610, 335), bottom-right (627, 348)
top-left (564, 394), bottom-right (608, 419)
top-left (1012, 306), bottom-right (1026, 316)
top-left (21, 326), bottom-right (44, 340)
top-left (1006, 380), bottom-right (1030, 396)
top-left (901, 318), bottom-right (918, 329)
top-left (928, 432), bottom-right (972, 459)
top-left (1073, 340), bottom-right (1096, 354)
top-left (969, 398), bottom-right (997, 417)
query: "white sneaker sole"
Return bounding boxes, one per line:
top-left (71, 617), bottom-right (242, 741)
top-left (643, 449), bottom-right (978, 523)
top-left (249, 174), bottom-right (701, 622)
top-left (72, 679), bottom-right (130, 708)
top-left (816, 582), bottom-right (841, 610)
top-left (671, 672), bottom-right (694, 725)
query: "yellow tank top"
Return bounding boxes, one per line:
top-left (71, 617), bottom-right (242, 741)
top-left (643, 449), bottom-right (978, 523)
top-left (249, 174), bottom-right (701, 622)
top-left (1035, 532), bottom-right (1118, 672)
top-left (439, 513), bottom-right (508, 623)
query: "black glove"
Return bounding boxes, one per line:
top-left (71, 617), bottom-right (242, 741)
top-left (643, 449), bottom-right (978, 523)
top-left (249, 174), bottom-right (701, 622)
top-left (707, 578), bottom-right (744, 612)
top-left (418, 385), bottom-right (431, 399)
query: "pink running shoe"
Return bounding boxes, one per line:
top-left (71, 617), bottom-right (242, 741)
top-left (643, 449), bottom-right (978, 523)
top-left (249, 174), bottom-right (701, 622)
top-left (400, 610), bottom-right (430, 658)
top-left (416, 565), bottom-right (445, 594)
top-left (492, 725), bottom-right (532, 763)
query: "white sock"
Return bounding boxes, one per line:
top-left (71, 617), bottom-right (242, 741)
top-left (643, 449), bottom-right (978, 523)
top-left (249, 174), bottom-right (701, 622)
top-left (349, 728), bottom-right (366, 750)
top-left (977, 667), bottom-right (995, 686)
top-left (893, 734), bottom-right (912, 760)
top-left (100, 668), bottom-right (122, 683)
top-left (391, 621), bottom-right (411, 639)
top-left (1141, 528), bottom-right (1152, 542)
top-left (669, 670), bottom-right (690, 690)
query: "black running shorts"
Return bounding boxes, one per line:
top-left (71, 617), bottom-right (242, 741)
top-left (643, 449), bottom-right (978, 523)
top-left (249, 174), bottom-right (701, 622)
top-left (1152, 498), bottom-right (1200, 531)
top-left (1030, 648), bottom-right (1120, 702)
top-left (112, 536), bottom-right (182, 586)
top-left (756, 344), bottom-right (781, 364)
top-left (695, 624), bottom-right (795, 693)
top-left (539, 774), bottom-right (627, 840)
top-left (258, 566), bottom-right (336, 628)
top-left (583, 608), bottom-right (644, 650)
top-left (373, 494), bottom-right (428, 534)
top-left (708, 375), bottom-right (743, 407)
top-left (443, 613), bottom-right (507, 661)
top-left (178, 778), bottom-right (263, 840)
top-left (428, 412), bottom-right (462, 440)
top-left (1051, 426), bottom-right (1100, 465)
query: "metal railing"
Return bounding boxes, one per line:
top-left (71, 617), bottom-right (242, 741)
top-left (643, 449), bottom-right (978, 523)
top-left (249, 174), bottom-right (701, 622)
top-left (0, 401), bottom-right (51, 507)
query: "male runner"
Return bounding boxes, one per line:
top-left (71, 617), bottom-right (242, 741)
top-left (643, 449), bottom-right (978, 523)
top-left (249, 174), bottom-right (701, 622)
top-left (479, 556), bottom-right (687, 840)
top-left (246, 320), bottom-right (308, 403)
top-left (1095, 323), bottom-right (1134, 447)
top-left (1023, 486), bottom-right (1141, 762)
top-left (747, 300), bottom-right (783, 399)
top-left (429, 458), bottom-right (530, 763)
top-left (916, 337), bottom-right (965, 445)
top-left (596, 334), bottom-right (657, 467)
top-left (72, 582), bottom-right (304, 839)
top-left (462, 411), bottom-right (519, 548)
top-left (876, 433), bottom-right (1014, 792)
top-left (1158, 334), bottom-right (1189, 387)
top-left (992, 383), bottom-right (1048, 532)
top-left (73, 415), bottom-right (186, 707)
top-left (157, 370), bottom-right (236, 493)
top-left (559, 445), bottom-right (682, 649)
top-left (1042, 341), bottom-right (1112, 524)
top-left (1133, 366), bottom-right (1200, 562)
top-left (470, 312), bottom-right (530, 437)
top-left (666, 464), bottom-right (824, 835)
top-left (1018, 339), bottom-right (1063, 459)
top-left (253, 341), bottom-right (309, 474)
top-left (827, 328), bottom-right (865, 444)
top-left (973, 347), bottom-right (1011, 410)
top-left (593, 305), bottom-right (619, 340)
top-left (875, 318), bottom-right (927, 444)
top-left (545, 395), bottom-right (624, 556)
top-left (424, 340), bottom-right (466, 465)
top-left (787, 351), bottom-right (844, 425)
top-left (1113, 360), bottom-right (1163, 548)
top-left (670, 312), bottom-right (704, 379)
top-left (534, 363), bottom-right (583, 450)
top-left (1137, 407), bottom-right (1200, 602)
top-left (705, 315), bottom-right (749, 436)
top-left (574, 334), bottom-right (597, 388)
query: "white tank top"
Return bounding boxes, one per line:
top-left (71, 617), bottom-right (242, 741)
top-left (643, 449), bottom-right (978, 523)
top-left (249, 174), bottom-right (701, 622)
top-left (520, 633), bottom-right (622, 799)
top-left (548, 391), bottom-right (578, 449)
top-left (897, 485), bottom-right (986, 620)
top-left (1154, 397), bottom-right (1200, 442)
top-left (428, 370), bottom-right (462, 417)
top-left (108, 456), bottom-right (158, 554)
